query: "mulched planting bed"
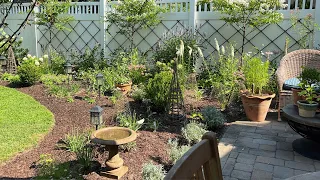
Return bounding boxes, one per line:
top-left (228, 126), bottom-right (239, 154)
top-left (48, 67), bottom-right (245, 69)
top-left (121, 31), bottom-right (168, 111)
top-left (0, 82), bottom-right (234, 179)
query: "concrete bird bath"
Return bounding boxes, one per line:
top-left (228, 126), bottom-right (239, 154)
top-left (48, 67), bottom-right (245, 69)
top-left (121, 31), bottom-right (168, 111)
top-left (90, 127), bottom-right (137, 179)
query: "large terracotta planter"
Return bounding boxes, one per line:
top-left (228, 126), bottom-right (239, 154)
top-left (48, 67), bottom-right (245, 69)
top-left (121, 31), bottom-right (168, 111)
top-left (116, 82), bottom-right (132, 95)
top-left (241, 93), bottom-right (275, 122)
top-left (292, 88), bottom-right (304, 105)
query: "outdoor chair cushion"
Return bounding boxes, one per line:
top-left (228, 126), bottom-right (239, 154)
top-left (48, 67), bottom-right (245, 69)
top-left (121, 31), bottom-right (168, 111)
top-left (283, 78), bottom-right (300, 90)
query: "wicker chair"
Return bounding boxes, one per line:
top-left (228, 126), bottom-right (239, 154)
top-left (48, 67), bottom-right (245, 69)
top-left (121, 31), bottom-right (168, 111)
top-left (276, 49), bottom-right (320, 121)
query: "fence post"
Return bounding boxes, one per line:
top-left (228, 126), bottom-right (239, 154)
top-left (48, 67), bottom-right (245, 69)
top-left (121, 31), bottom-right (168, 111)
top-left (314, 1), bottom-right (320, 48)
top-left (189, 0), bottom-right (197, 32)
top-left (33, 5), bottom-right (40, 57)
top-left (100, 0), bottom-right (106, 57)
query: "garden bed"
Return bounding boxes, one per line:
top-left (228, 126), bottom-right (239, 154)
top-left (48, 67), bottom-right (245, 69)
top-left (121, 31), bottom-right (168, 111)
top-left (0, 83), bottom-right (231, 179)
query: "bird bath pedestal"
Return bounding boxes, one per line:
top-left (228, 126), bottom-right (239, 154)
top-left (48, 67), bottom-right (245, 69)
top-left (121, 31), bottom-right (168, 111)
top-left (91, 127), bottom-right (137, 179)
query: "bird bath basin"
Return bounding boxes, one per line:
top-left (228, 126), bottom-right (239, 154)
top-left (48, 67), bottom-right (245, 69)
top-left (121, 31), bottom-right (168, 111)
top-left (91, 127), bottom-right (137, 179)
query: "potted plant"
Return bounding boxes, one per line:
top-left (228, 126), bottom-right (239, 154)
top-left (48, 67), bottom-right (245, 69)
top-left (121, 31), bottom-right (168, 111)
top-left (241, 56), bottom-right (275, 122)
top-left (293, 67), bottom-right (320, 105)
top-left (297, 84), bottom-right (319, 117)
top-left (115, 74), bottom-right (132, 95)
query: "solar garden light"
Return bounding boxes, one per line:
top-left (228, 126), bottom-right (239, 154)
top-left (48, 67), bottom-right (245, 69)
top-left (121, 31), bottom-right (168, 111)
top-left (96, 73), bottom-right (104, 98)
top-left (90, 105), bottom-right (103, 130)
top-left (64, 62), bottom-right (72, 85)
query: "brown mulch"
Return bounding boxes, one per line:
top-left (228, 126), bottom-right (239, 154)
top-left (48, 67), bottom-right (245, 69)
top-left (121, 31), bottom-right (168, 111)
top-left (0, 83), bottom-right (226, 179)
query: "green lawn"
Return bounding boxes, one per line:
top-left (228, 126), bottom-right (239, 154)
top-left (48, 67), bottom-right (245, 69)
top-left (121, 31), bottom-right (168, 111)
top-left (0, 86), bottom-right (54, 164)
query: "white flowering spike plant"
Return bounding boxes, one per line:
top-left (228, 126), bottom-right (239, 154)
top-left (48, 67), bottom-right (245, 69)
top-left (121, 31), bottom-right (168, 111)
top-left (212, 0), bottom-right (287, 59)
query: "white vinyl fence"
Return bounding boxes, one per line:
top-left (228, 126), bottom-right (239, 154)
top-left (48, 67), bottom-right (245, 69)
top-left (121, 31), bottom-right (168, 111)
top-left (1, 0), bottom-right (320, 61)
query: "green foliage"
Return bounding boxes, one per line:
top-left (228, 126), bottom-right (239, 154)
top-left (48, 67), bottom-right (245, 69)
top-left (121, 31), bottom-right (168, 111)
top-left (154, 29), bottom-right (203, 73)
top-left (298, 66), bottom-right (320, 87)
top-left (299, 85), bottom-right (319, 104)
top-left (0, 28), bottom-right (28, 63)
top-left (131, 85), bottom-right (146, 102)
top-left (41, 74), bottom-right (79, 99)
top-left (72, 44), bottom-right (105, 72)
top-left (63, 129), bottom-right (89, 154)
top-left (35, 0), bottom-right (74, 32)
top-left (45, 50), bottom-right (66, 74)
top-left (142, 161), bottom-right (166, 180)
top-left (194, 88), bottom-right (204, 101)
top-left (0, 86), bottom-right (54, 163)
top-left (1, 72), bottom-right (20, 84)
top-left (129, 65), bottom-right (147, 85)
top-left (106, 0), bottom-right (164, 48)
top-left (243, 56), bottom-right (270, 94)
top-left (76, 145), bottom-right (93, 171)
top-left (201, 106), bottom-right (226, 130)
top-left (211, 0), bottom-right (286, 56)
top-left (290, 10), bottom-right (320, 49)
top-left (36, 154), bottom-right (57, 177)
top-left (203, 40), bottom-right (239, 109)
top-left (167, 139), bottom-right (191, 164)
top-left (145, 70), bottom-right (173, 112)
top-left (117, 111), bottom-right (145, 131)
top-left (18, 54), bottom-right (46, 86)
top-left (181, 121), bottom-right (207, 144)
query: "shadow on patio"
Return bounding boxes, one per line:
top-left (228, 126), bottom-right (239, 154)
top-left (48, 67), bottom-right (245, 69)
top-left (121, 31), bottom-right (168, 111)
top-left (218, 113), bottom-right (320, 180)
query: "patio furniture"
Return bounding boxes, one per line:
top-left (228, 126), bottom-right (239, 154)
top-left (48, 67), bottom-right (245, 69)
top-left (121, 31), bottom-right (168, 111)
top-left (276, 49), bottom-right (320, 121)
top-left (281, 105), bottom-right (320, 160)
top-left (165, 132), bottom-right (223, 180)
top-left (284, 171), bottom-right (320, 180)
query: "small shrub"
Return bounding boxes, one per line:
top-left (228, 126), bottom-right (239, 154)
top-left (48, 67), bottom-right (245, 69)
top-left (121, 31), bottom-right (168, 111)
top-left (77, 145), bottom-right (93, 172)
top-left (145, 70), bottom-right (172, 112)
top-left (63, 129), bottom-right (89, 154)
top-left (36, 154), bottom-right (55, 177)
top-left (201, 106), bottom-right (226, 130)
top-left (146, 120), bottom-right (160, 132)
top-left (194, 88), bottom-right (204, 101)
top-left (1, 73), bottom-right (20, 84)
top-left (131, 85), bottom-right (146, 102)
top-left (117, 111), bottom-right (145, 131)
top-left (72, 44), bottom-right (106, 71)
top-left (167, 139), bottom-right (191, 164)
top-left (142, 161), bottom-right (166, 180)
top-left (181, 121), bottom-right (207, 144)
top-left (18, 54), bottom-right (46, 86)
top-left (44, 50), bottom-right (66, 74)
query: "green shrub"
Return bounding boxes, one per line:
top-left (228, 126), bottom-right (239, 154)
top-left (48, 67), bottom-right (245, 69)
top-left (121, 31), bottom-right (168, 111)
top-left (36, 154), bottom-right (56, 177)
top-left (117, 111), bottom-right (144, 131)
top-left (201, 106), bottom-right (226, 130)
top-left (72, 44), bottom-right (106, 71)
top-left (77, 145), bottom-right (93, 172)
top-left (142, 161), bottom-right (166, 180)
top-left (167, 139), bottom-right (191, 164)
top-left (131, 85), bottom-right (146, 102)
top-left (154, 29), bottom-right (203, 73)
top-left (1, 73), bottom-right (20, 84)
top-left (181, 121), bottom-right (207, 144)
top-left (145, 70), bottom-right (172, 112)
top-left (47, 50), bottom-right (66, 74)
top-left (18, 55), bottom-right (45, 86)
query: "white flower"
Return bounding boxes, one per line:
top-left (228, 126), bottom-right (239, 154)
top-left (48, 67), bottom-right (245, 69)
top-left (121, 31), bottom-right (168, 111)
top-left (20, 37), bottom-right (23, 41)
top-left (23, 57), bottom-right (27, 61)
top-left (197, 47), bottom-right (204, 58)
top-left (230, 45), bottom-right (235, 58)
top-left (221, 46), bottom-right (225, 55)
top-left (35, 61), bottom-right (40, 66)
top-left (188, 46), bottom-right (192, 56)
top-left (27, 54), bottom-right (32, 58)
top-left (137, 119), bottom-right (145, 124)
top-left (214, 38), bottom-right (220, 54)
top-left (39, 58), bottom-right (43, 62)
top-left (32, 56), bottom-right (36, 59)
top-left (43, 54), bottom-right (49, 59)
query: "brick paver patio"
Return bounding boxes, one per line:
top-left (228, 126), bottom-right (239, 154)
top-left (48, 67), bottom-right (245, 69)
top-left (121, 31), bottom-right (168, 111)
top-left (218, 115), bottom-right (320, 180)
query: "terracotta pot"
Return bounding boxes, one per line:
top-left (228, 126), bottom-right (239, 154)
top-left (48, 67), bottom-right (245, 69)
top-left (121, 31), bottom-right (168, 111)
top-left (115, 82), bottom-right (132, 95)
top-left (241, 93), bottom-right (275, 122)
top-left (297, 100), bottom-right (318, 117)
top-left (292, 88), bottom-right (304, 105)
